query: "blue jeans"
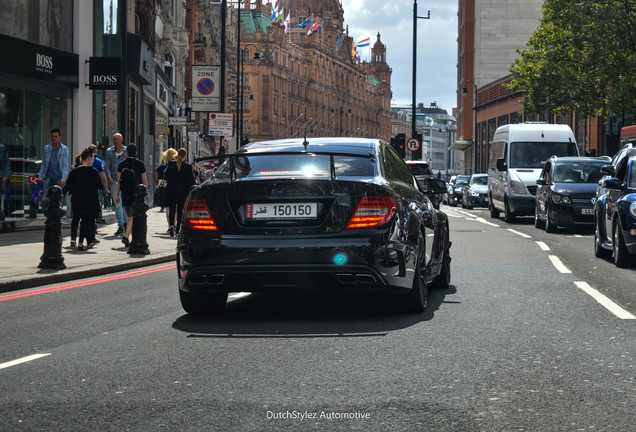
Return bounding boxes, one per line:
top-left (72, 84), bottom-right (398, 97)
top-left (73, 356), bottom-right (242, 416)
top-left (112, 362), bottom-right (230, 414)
top-left (109, 183), bottom-right (127, 228)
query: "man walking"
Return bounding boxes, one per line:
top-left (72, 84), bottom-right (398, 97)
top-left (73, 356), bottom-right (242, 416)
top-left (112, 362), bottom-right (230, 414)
top-left (104, 133), bottom-right (127, 236)
top-left (38, 128), bottom-right (69, 212)
top-left (115, 144), bottom-right (147, 248)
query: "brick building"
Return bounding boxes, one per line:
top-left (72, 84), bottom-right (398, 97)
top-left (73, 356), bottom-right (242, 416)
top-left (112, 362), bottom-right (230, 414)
top-left (236, 0), bottom-right (392, 146)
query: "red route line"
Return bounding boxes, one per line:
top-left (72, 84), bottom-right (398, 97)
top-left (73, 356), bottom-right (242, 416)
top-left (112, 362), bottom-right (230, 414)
top-left (0, 263), bottom-right (176, 302)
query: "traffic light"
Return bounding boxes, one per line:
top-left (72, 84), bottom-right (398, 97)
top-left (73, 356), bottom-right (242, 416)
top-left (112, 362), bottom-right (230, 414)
top-left (396, 133), bottom-right (406, 158)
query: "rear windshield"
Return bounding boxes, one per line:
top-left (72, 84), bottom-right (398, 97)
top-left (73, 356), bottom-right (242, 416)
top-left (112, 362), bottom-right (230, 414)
top-left (408, 164), bottom-right (432, 176)
top-left (510, 142), bottom-right (578, 168)
top-left (470, 175), bottom-right (488, 185)
top-left (553, 161), bottom-right (605, 183)
top-left (215, 154), bottom-right (375, 179)
top-left (456, 175), bottom-right (470, 185)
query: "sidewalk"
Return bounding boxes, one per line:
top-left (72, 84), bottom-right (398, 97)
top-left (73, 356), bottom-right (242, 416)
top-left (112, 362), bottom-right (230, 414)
top-left (0, 207), bottom-right (177, 293)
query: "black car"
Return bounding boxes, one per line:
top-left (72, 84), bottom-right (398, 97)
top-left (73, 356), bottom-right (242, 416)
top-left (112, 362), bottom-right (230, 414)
top-left (534, 156), bottom-right (607, 232)
top-left (461, 173), bottom-right (488, 209)
top-left (177, 138), bottom-right (451, 315)
top-left (405, 160), bottom-right (443, 209)
top-left (449, 175), bottom-right (470, 206)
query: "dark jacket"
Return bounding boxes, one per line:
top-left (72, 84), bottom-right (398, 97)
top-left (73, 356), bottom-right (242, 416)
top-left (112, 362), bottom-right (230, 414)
top-left (165, 160), bottom-right (196, 204)
top-left (62, 166), bottom-right (103, 217)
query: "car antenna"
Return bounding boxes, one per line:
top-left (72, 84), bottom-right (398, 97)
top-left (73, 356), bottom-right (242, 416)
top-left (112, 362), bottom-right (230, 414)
top-left (303, 129), bottom-right (309, 151)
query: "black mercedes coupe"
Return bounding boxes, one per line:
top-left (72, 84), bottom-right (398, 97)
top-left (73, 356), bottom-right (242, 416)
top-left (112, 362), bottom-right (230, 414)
top-left (176, 138), bottom-right (451, 315)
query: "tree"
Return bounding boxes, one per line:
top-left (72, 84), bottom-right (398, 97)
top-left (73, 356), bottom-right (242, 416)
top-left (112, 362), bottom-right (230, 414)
top-left (508, 0), bottom-right (636, 118)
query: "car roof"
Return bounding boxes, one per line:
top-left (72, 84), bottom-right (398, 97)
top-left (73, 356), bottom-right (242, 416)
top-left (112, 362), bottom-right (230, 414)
top-left (405, 161), bottom-right (430, 165)
top-left (238, 137), bottom-right (380, 156)
top-left (471, 173), bottom-right (487, 177)
top-left (548, 156), bottom-right (608, 163)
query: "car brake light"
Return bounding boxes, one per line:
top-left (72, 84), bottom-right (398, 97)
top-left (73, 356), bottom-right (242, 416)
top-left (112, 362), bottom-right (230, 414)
top-left (183, 199), bottom-right (218, 231)
top-left (346, 196), bottom-right (397, 229)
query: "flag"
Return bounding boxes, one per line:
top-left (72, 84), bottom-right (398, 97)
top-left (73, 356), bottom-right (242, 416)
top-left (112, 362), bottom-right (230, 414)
top-left (271, 5), bottom-right (278, 20)
top-left (357, 36), bottom-right (370, 47)
top-left (295, 17), bottom-right (312, 28)
top-left (318, 23), bottom-right (322, 33)
top-left (284, 12), bottom-right (291, 34)
top-left (351, 41), bottom-right (359, 61)
top-left (278, 7), bottom-right (285, 21)
top-left (306, 20), bottom-right (319, 37)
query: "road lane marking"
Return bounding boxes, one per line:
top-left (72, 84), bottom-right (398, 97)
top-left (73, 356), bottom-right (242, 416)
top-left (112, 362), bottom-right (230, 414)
top-left (458, 210), bottom-right (476, 218)
top-left (228, 292), bottom-right (250, 301)
top-left (0, 353), bottom-right (51, 370)
top-left (536, 241), bottom-right (550, 251)
top-left (476, 217), bottom-right (499, 227)
top-left (548, 255), bottom-right (571, 273)
top-left (0, 263), bottom-right (176, 302)
top-left (507, 229), bottom-right (532, 239)
top-left (574, 281), bottom-right (636, 320)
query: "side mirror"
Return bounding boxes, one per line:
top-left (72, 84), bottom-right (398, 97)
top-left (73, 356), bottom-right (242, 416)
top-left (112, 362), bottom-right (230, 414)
top-left (536, 178), bottom-right (546, 185)
top-left (496, 158), bottom-right (507, 171)
top-left (602, 177), bottom-right (622, 190)
top-left (601, 165), bottom-right (615, 176)
top-left (418, 178), bottom-right (447, 194)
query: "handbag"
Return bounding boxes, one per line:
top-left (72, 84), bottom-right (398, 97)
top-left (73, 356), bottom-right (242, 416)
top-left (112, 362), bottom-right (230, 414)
top-left (29, 182), bottom-right (43, 209)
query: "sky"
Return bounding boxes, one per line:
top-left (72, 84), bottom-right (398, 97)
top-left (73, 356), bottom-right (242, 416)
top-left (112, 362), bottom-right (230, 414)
top-left (340, 0), bottom-right (458, 114)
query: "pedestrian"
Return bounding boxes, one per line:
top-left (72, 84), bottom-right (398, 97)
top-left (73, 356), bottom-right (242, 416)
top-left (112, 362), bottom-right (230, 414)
top-left (0, 141), bottom-right (10, 221)
top-left (38, 128), bottom-right (69, 212)
top-left (62, 148), bottom-right (103, 250)
top-left (165, 147), bottom-right (196, 237)
top-left (155, 148), bottom-right (177, 231)
top-left (88, 144), bottom-right (109, 242)
top-left (104, 132), bottom-right (127, 236)
top-left (115, 144), bottom-right (147, 248)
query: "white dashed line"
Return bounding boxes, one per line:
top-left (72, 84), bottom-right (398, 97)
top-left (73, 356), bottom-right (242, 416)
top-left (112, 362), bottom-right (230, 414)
top-left (536, 241), bottom-right (550, 251)
top-left (574, 281), bottom-right (636, 320)
top-left (475, 217), bottom-right (499, 227)
top-left (458, 210), bottom-right (476, 218)
top-left (548, 255), bottom-right (571, 273)
top-left (0, 353), bottom-right (51, 370)
top-left (228, 292), bottom-right (250, 301)
top-left (507, 228), bottom-right (532, 239)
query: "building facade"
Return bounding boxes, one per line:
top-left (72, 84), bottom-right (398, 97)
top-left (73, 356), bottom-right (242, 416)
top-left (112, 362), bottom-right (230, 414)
top-left (236, 0), bottom-right (392, 150)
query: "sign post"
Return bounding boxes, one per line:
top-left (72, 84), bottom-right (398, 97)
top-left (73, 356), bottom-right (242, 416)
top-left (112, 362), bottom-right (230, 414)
top-left (192, 65), bottom-right (220, 112)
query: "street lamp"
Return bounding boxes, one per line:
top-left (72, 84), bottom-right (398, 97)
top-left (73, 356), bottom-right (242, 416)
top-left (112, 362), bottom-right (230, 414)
top-left (237, 44), bottom-right (261, 147)
top-left (412, 1), bottom-right (430, 141)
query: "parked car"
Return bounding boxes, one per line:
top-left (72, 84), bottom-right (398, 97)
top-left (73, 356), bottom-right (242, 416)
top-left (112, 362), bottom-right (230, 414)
top-left (449, 175), bottom-right (470, 207)
top-left (176, 137), bottom-right (452, 315)
top-left (593, 155), bottom-right (636, 267)
top-left (405, 160), bottom-right (442, 209)
top-left (445, 175), bottom-right (457, 204)
top-left (595, 144), bottom-right (636, 202)
top-left (534, 156), bottom-right (607, 232)
top-left (461, 173), bottom-right (488, 209)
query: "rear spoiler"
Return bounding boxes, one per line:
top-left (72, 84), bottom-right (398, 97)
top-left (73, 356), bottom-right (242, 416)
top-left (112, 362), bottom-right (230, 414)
top-left (194, 151), bottom-right (375, 185)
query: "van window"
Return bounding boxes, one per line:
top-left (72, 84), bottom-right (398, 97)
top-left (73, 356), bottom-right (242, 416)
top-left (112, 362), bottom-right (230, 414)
top-left (510, 142), bottom-right (578, 168)
top-left (489, 141), bottom-right (505, 171)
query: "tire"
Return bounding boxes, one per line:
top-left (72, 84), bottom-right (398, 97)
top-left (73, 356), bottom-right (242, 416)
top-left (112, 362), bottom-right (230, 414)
top-left (432, 253), bottom-right (451, 290)
top-left (594, 220), bottom-right (611, 259)
top-left (503, 197), bottom-right (516, 223)
top-left (534, 208), bottom-right (544, 229)
top-left (179, 290), bottom-right (228, 315)
top-left (489, 196), bottom-right (500, 218)
top-left (613, 220), bottom-right (632, 267)
top-left (401, 252), bottom-right (427, 313)
top-left (544, 207), bottom-right (556, 233)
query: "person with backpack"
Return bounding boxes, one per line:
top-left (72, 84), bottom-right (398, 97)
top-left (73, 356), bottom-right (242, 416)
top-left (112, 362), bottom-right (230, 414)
top-left (165, 148), bottom-right (196, 237)
top-left (114, 144), bottom-right (147, 248)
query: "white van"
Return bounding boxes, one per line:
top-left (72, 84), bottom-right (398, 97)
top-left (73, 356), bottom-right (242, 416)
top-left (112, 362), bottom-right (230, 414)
top-left (488, 123), bottom-right (579, 222)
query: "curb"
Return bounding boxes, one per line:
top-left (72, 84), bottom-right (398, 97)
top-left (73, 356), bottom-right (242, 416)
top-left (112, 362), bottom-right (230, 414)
top-left (0, 252), bottom-right (176, 294)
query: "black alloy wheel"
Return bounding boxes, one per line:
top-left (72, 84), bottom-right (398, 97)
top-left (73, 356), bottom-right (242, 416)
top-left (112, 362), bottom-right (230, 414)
top-left (594, 218), bottom-right (611, 259)
top-left (613, 220), bottom-right (632, 267)
top-left (180, 291), bottom-right (228, 315)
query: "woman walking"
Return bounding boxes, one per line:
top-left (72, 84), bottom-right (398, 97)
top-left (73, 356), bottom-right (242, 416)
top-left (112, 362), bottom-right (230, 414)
top-left (165, 148), bottom-right (196, 237)
top-left (155, 148), bottom-right (177, 231)
top-left (63, 148), bottom-right (103, 250)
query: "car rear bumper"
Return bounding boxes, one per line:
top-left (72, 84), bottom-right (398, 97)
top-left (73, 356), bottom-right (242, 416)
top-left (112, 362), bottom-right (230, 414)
top-left (549, 207), bottom-right (594, 227)
top-left (177, 235), bottom-right (417, 295)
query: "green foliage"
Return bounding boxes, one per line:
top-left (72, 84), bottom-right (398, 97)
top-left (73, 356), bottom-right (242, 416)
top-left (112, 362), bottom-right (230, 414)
top-left (508, 0), bottom-right (636, 118)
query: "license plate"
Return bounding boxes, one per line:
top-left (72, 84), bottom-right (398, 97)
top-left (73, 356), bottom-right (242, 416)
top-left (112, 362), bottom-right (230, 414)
top-left (246, 203), bottom-right (318, 220)
top-left (581, 208), bottom-right (594, 215)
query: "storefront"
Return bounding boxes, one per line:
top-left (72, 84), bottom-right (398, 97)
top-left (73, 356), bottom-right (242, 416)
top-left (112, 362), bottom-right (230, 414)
top-left (0, 34), bottom-right (78, 219)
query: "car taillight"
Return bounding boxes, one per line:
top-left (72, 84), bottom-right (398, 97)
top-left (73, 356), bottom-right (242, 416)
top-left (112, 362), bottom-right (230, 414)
top-left (346, 196), bottom-right (397, 229)
top-left (183, 199), bottom-right (218, 231)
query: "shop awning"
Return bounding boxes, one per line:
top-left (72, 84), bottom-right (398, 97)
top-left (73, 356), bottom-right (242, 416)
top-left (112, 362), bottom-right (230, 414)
top-left (449, 140), bottom-right (473, 151)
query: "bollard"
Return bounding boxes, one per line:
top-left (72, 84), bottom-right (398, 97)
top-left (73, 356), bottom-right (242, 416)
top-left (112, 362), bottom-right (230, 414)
top-left (128, 184), bottom-right (150, 255)
top-left (38, 185), bottom-right (66, 269)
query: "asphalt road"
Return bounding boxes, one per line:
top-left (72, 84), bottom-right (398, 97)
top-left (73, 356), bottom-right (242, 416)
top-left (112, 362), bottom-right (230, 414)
top-left (0, 207), bottom-right (634, 431)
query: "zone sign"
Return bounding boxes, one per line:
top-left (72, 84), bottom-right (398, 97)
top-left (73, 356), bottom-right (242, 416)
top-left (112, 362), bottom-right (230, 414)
top-left (406, 138), bottom-right (421, 152)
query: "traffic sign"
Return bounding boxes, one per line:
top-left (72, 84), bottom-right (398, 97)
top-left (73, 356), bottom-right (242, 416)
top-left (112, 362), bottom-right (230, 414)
top-left (208, 112), bottom-right (234, 137)
top-left (192, 65), bottom-right (220, 111)
top-left (406, 138), bottom-right (421, 152)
